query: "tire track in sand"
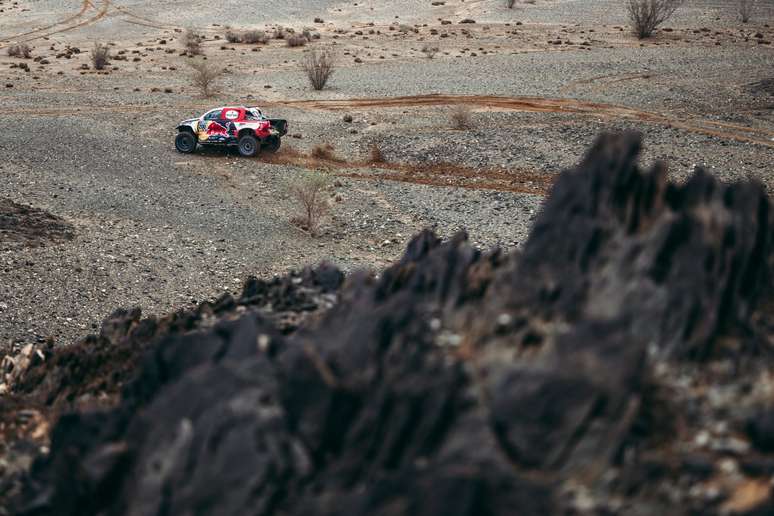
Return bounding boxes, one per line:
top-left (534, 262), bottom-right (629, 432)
top-left (280, 94), bottom-right (774, 148)
top-left (0, 0), bottom-right (92, 45)
top-left (4, 94), bottom-right (772, 148)
top-left (112, 4), bottom-right (180, 30)
top-left (0, 0), bottom-right (111, 49)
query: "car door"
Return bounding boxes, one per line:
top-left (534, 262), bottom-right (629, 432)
top-left (198, 108), bottom-right (224, 142)
top-left (221, 108), bottom-right (243, 140)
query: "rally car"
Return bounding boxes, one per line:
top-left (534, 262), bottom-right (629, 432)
top-left (174, 106), bottom-right (288, 157)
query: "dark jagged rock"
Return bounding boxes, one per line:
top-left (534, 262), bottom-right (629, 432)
top-left (0, 264), bottom-right (341, 512)
top-left (5, 133), bottom-right (774, 515)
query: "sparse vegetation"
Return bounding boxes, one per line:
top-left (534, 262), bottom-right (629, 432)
top-left (243, 30), bottom-right (269, 44)
top-left (91, 43), bottom-right (110, 70)
top-left (505, 0), bottom-right (516, 8)
top-left (225, 30), bottom-right (241, 43)
top-left (450, 105), bottom-right (473, 130)
top-left (273, 27), bottom-right (287, 39)
top-left (302, 49), bottom-right (336, 90)
top-left (7, 44), bottom-right (32, 58)
top-left (183, 29), bottom-right (203, 55)
top-left (287, 35), bottom-right (307, 47)
top-left (739, 0), bottom-right (757, 23)
top-left (421, 44), bottom-right (439, 59)
top-left (626, 0), bottom-right (685, 39)
top-left (189, 59), bottom-right (223, 97)
top-left (288, 170), bottom-right (330, 236)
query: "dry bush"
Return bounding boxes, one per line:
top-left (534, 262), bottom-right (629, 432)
top-left (273, 27), bottom-right (287, 39)
top-left (287, 35), bottom-right (307, 47)
top-left (311, 143), bottom-right (337, 161)
top-left (288, 170), bottom-right (330, 236)
top-left (7, 44), bottom-right (32, 58)
top-left (302, 49), bottom-right (335, 90)
top-left (243, 30), bottom-right (269, 44)
top-left (505, 0), bottom-right (516, 7)
top-left (739, 0), bottom-right (757, 23)
top-left (421, 43), bottom-right (439, 59)
top-left (368, 144), bottom-right (385, 163)
top-left (189, 59), bottom-right (223, 97)
top-left (91, 43), bottom-right (110, 70)
top-left (183, 29), bottom-right (203, 55)
top-left (225, 30), bottom-right (241, 43)
top-left (627, 0), bottom-right (685, 38)
top-left (450, 105), bottom-right (473, 130)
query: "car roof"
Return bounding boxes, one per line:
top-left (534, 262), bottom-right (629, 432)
top-left (201, 107), bottom-right (263, 118)
top-left (206, 106), bottom-right (259, 110)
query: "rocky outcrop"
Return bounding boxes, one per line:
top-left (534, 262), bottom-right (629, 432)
top-left (7, 133), bottom-right (774, 515)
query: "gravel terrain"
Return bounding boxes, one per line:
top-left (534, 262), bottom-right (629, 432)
top-left (0, 0), bottom-right (772, 346)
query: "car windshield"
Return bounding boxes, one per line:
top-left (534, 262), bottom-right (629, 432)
top-left (246, 108), bottom-right (264, 120)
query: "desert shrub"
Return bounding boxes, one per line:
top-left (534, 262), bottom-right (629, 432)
top-left (739, 0), bottom-right (757, 23)
top-left (7, 44), bottom-right (32, 58)
top-left (450, 105), bottom-right (473, 130)
top-left (368, 144), bottom-right (385, 163)
top-left (288, 170), bottom-right (330, 236)
top-left (626, 0), bottom-right (685, 39)
top-left (421, 43), bottom-right (439, 58)
top-left (91, 43), bottom-right (110, 70)
top-left (273, 27), bottom-right (287, 39)
top-left (287, 35), bottom-right (307, 47)
top-left (311, 143), bottom-right (337, 161)
top-left (302, 49), bottom-right (335, 90)
top-left (505, 0), bottom-right (516, 7)
top-left (189, 59), bottom-right (223, 97)
top-left (225, 30), bottom-right (241, 43)
top-left (183, 29), bottom-right (203, 55)
top-left (243, 30), bottom-right (269, 44)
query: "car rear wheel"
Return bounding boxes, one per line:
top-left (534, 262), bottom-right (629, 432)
top-left (238, 134), bottom-right (259, 157)
top-left (265, 136), bottom-right (281, 153)
top-left (175, 132), bottom-right (196, 154)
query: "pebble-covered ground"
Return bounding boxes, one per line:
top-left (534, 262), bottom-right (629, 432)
top-left (0, 0), bottom-right (772, 346)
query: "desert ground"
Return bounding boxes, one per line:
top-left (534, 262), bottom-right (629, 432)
top-left (1, 0), bottom-right (773, 347)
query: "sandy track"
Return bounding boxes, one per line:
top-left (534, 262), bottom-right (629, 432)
top-left (282, 95), bottom-right (774, 148)
top-left (263, 149), bottom-right (552, 195)
top-left (0, 0), bottom-right (111, 49)
top-left (7, 94), bottom-right (772, 148)
top-left (0, 0), bottom-right (174, 48)
top-left (112, 4), bottom-right (179, 30)
top-left (0, 0), bottom-right (92, 45)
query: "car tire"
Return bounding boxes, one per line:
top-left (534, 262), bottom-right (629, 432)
top-left (175, 132), bottom-right (196, 154)
top-left (238, 134), bottom-right (259, 157)
top-left (265, 136), bottom-right (281, 153)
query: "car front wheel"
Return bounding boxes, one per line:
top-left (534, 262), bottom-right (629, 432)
top-left (175, 132), bottom-right (196, 154)
top-left (238, 134), bottom-right (259, 157)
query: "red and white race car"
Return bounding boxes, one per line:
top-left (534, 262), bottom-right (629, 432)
top-left (174, 106), bottom-right (288, 157)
